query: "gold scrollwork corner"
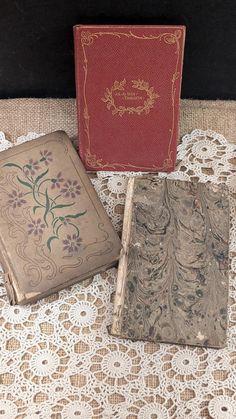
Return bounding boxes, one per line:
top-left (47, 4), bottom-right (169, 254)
top-left (81, 31), bottom-right (96, 46)
top-left (163, 153), bottom-right (173, 169)
top-left (85, 149), bottom-right (104, 168)
top-left (175, 29), bottom-right (182, 39)
top-left (163, 29), bottom-right (182, 45)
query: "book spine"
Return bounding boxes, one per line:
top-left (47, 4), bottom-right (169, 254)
top-left (0, 247), bottom-right (19, 304)
top-left (73, 26), bottom-right (85, 163)
top-left (111, 177), bottom-right (135, 336)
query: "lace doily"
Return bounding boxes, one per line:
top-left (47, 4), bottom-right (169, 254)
top-left (0, 129), bottom-right (236, 419)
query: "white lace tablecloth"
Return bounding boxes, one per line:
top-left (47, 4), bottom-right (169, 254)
top-left (0, 129), bottom-right (236, 419)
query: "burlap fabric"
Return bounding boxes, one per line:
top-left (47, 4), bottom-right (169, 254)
top-left (0, 99), bottom-right (235, 144)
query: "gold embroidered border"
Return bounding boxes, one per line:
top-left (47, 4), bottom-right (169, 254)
top-left (80, 29), bottom-right (183, 170)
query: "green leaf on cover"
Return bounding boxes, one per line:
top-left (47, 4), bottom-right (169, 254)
top-left (17, 176), bottom-right (32, 189)
top-left (35, 169), bottom-right (49, 184)
top-left (55, 224), bottom-right (63, 236)
top-left (3, 163), bottom-right (22, 170)
top-left (33, 205), bottom-right (41, 214)
top-left (50, 202), bottom-right (75, 211)
top-left (64, 211), bottom-right (87, 219)
top-left (43, 188), bottom-right (50, 227)
top-left (47, 235), bottom-right (58, 252)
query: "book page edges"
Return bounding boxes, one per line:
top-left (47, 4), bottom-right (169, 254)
top-left (111, 177), bottom-right (135, 336)
top-left (1, 246), bottom-right (121, 306)
top-left (0, 246), bottom-right (26, 305)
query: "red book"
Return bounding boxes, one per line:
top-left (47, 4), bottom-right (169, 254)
top-left (74, 25), bottom-right (186, 171)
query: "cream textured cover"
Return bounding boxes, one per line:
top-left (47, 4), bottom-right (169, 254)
top-left (0, 131), bottom-right (120, 304)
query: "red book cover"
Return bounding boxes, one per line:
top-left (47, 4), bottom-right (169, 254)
top-left (74, 25), bottom-right (186, 171)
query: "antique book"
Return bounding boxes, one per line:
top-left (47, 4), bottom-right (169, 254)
top-left (0, 131), bottom-right (121, 305)
top-left (74, 25), bottom-right (185, 172)
top-left (111, 177), bottom-right (230, 348)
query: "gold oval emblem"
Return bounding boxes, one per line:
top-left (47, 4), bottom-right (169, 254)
top-left (102, 79), bottom-right (159, 116)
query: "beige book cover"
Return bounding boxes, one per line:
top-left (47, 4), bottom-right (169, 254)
top-left (0, 131), bottom-right (121, 304)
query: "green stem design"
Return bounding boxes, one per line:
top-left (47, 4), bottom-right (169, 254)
top-left (53, 193), bottom-right (62, 201)
top-left (22, 165), bottom-right (34, 183)
top-left (37, 178), bottom-right (58, 207)
top-left (55, 223), bottom-right (63, 236)
top-left (33, 183), bottom-right (45, 208)
top-left (68, 222), bottom-right (80, 236)
top-left (37, 178), bottom-right (51, 195)
top-left (4, 156), bottom-right (87, 252)
top-left (52, 217), bottom-right (60, 232)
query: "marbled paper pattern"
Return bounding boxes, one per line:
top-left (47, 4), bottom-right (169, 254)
top-left (118, 178), bottom-right (230, 348)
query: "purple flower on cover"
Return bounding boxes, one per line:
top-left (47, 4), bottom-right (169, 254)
top-left (24, 159), bottom-right (40, 176)
top-left (28, 218), bottom-right (45, 236)
top-left (40, 150), bottom-right (53, 166)
top-left (51, 172), bottom-right (64, 189)
top-left (61, 180), bottom-right (81, 199)
top-left (63, 234), bottom-right (82, 255)
top-left (8, 190), bottom-right (27, 208)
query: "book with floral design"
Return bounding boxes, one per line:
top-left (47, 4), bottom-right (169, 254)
top-left (0, 131), bottom-right (121, 304)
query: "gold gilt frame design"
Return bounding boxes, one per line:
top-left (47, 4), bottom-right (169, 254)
top-left (80, 29), bottom-right (183, 170)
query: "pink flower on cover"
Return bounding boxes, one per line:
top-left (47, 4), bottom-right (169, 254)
top-left (24, 159), bottom-right (40, 176)
top-left (63, 234), bottom-right (82, 255)
top-left (51, 172), bottom-right (64, 189)
top-left (61, 180), bottom-right (81, 199)
top-left (28, 218), bottom-right (45, 236)
top-left (8, 190), bottom-right (27, 208)
top-left (40, 150), bottom-right (53, 166)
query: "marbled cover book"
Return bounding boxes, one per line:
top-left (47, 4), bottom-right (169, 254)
top-left (111, 177), bottom-right (230, 348)
top-left (74, 25), bottom-right (185, 171)
top-left (0, 131), bottom-right (121, 304)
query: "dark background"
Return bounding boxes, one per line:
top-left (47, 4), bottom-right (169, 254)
top-left (0, 0), bottom-right (235, 99)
